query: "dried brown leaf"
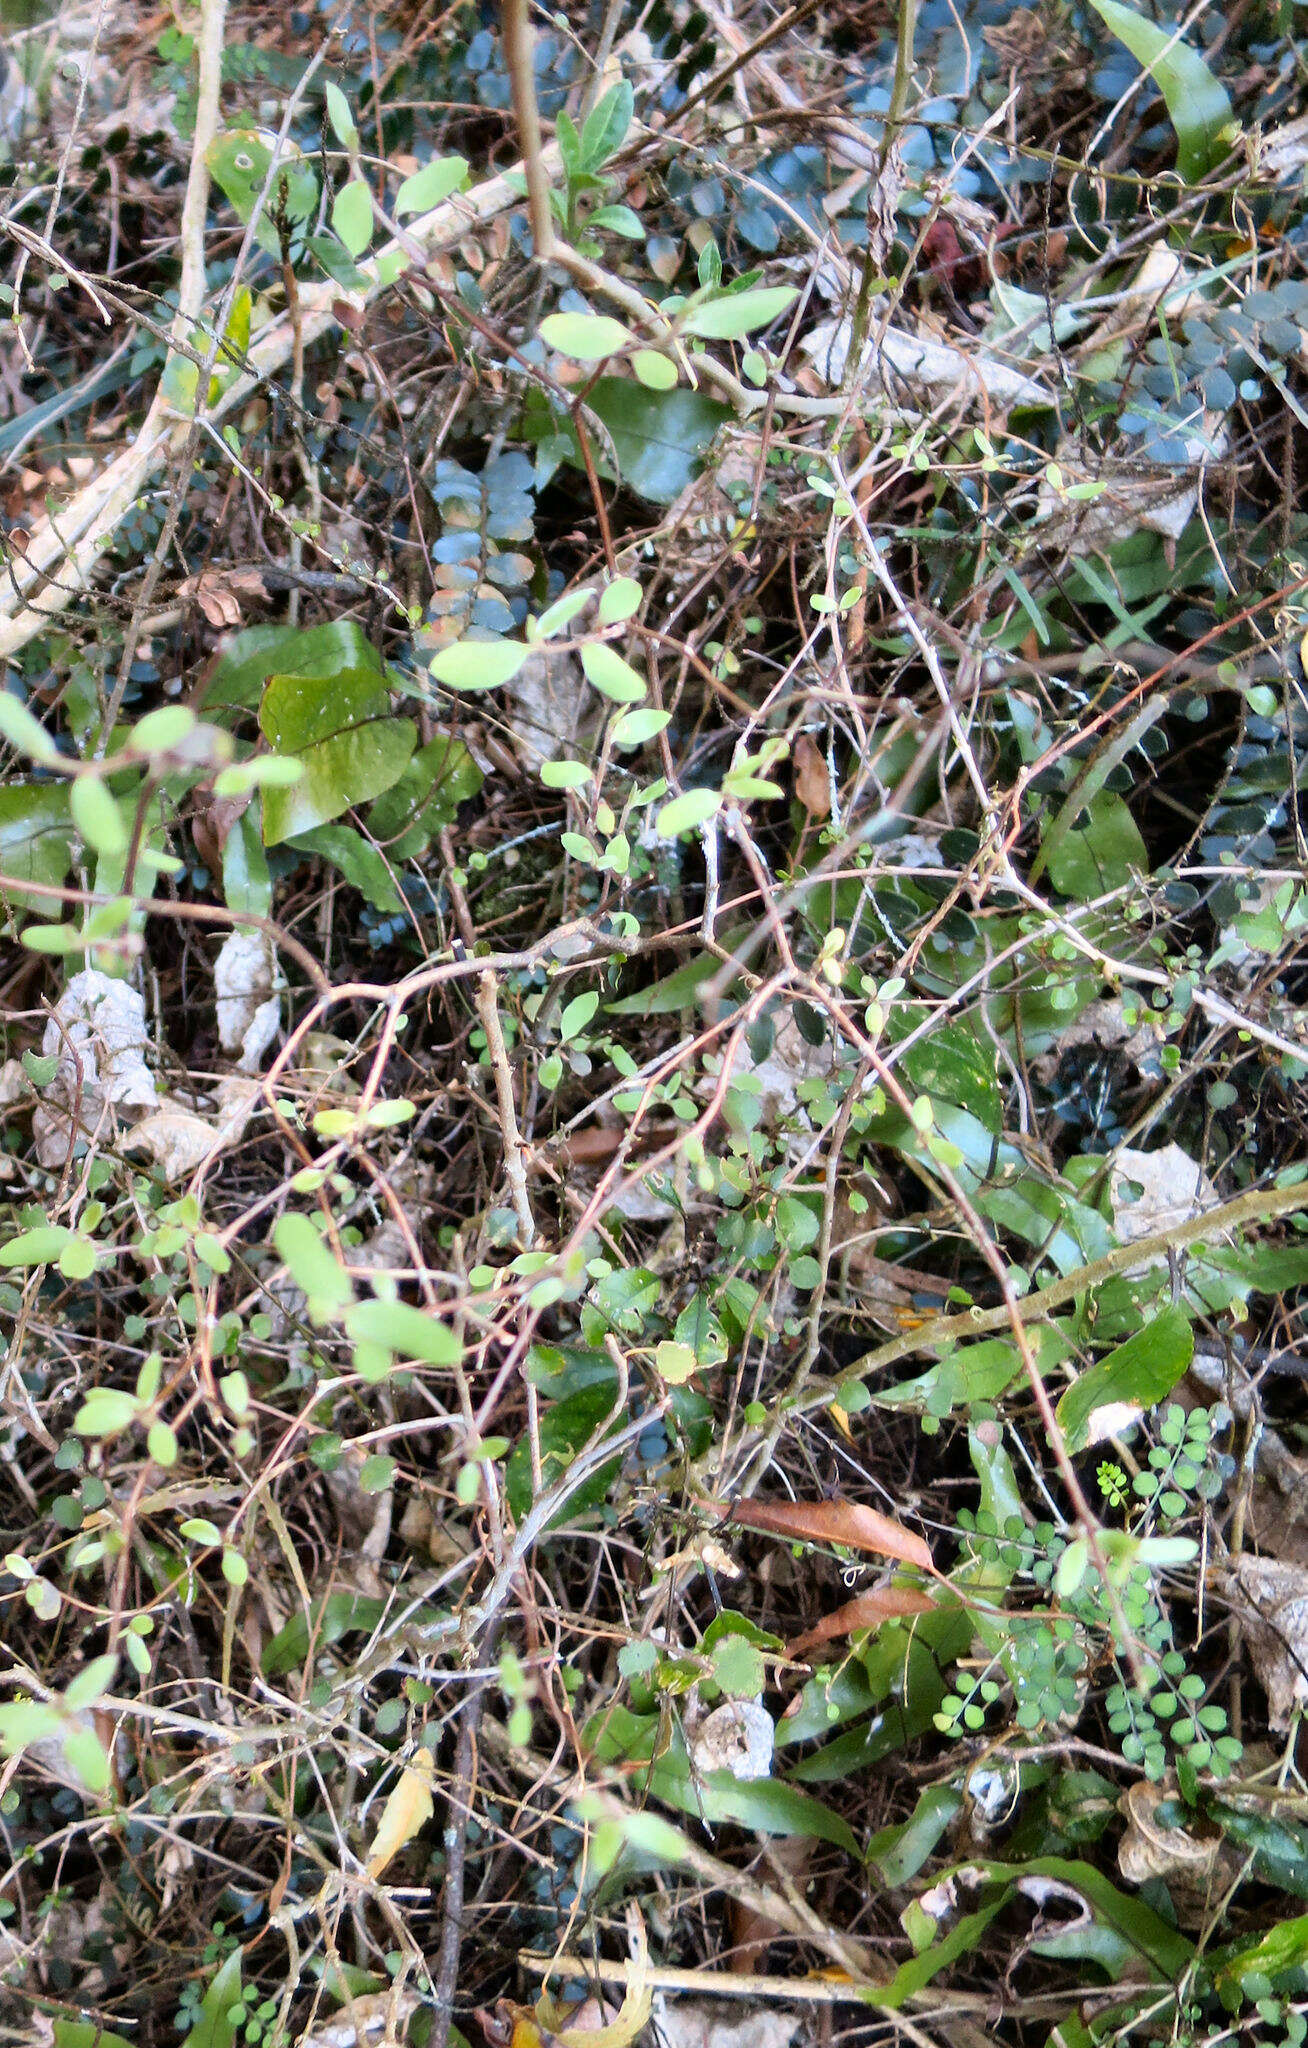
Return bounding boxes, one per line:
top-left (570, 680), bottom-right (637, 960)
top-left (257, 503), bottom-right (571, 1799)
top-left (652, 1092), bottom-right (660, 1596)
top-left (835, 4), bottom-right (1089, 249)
top-left (710, 1495), bottom-right (933, 1571)
top-left (793, 733), bottom-right (831, 818)
top-left (786, 1584), bottom-right (937, 1660)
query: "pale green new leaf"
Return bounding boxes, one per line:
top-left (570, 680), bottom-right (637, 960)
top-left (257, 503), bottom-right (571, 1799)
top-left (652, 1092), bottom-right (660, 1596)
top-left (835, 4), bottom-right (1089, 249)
top-left (680, 286), bottom-right (798, 342)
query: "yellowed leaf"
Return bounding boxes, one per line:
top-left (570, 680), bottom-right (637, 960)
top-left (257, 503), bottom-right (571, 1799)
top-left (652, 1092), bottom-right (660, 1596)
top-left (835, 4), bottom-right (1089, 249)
top-left (365, 1749), bottom-right (435, 1878)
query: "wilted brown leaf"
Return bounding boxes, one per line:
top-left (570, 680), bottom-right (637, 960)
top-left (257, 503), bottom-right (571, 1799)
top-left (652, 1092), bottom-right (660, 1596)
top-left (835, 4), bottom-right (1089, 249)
top-left (709, 1494), bottom-right (933, 1571)
top-left (793, 733), bottom-right (831, 817)
top-left (786, 1584), bottom-right (937, 1660)
top-left (177, 566), bottom-right (267, 628)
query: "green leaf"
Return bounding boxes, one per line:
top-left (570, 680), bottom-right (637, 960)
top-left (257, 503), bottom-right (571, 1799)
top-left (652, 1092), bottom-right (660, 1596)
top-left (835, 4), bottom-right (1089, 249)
top-left (259, 666), bottom-right (414, 844)
top-left (65, 1652), bottom-right (119, 1711)
top-left (324, 81), bottom-right (358, 149)
top-left (868, 1784), bottom-right (964, 1886)
top-left (665, 1757), bottom-right (858, 1849)
top-left (429, 639), bottom-right (530, 692)
top-left (73, 1388), bottom-right (142, 1437)
top-left (581, 643), bottom-right (646, 702)
top-left (589, 205), bottom-right (645, 239)
top-left (0, 689), bottom-right (58, 762)
top-left (656, 787), bottom-right (720, 837)
top-left (332, 177), bottom-right (374, 257)
top-left (206, 621), bottom-right (385, 712)
top-left (631, 348), bottom-right (678, 390)
top-left (559, 990), bottom-right (599, 1041)
top-left (654, 1340), bottom-right (698, 1384)
top-left (53, 2023), bottom-right (137, 2048)
top-left (0, 782), bottom-right (74, 912)
top-left (505, 1382), bottom-right (622, 1526)
top-left (533, 587), bottom-right (594, 639)
top-left (1086, 0), bottom-right (1234, 182)
top-left (261, 1590), bottom-right (394, 1676)
top-left (1056, 1305), bottom-right (1194, 1453)
top-left (611, 707), bottom-right (669, 748)
top-left (273, 1212), bottom-right (355, 1319)
top-left (874, 1900), bottom-right (1009, 2007)
top-left (598, 576), bottom-right (642, 626)
top-left (523, 379), bottom-right (732, 505)
top-left (189, 1947), bottom-right (244, 2048)
top-left (680, 286), bottom-right (799, 341)
top-left (0, 1225), bottom-right (74, 1266)
top-left (606, 939), bottom-right (744, 1014)
top-left (540, 312), bottom-right (635, 362)
top-left (289, 822), bottom-right (404, 913)
top-left (394, 155), bottom-right (468, 217)
top-left (70, 776), bottom-right (128, 859)
top-left (366, 733), bottom-right (483, 856)
top-left (1044, 791), bottom-right (1148, 900)
top-left (580, 80), bottom-right (634, 169)
top-left (344, 1297), bottom-right (462, 1366)
top-left (541, 759), bottom-right (593, 789)
top-left (221, 808), bottom-right (273, 916)
top-left (205, 130), bottom-right (319, 257)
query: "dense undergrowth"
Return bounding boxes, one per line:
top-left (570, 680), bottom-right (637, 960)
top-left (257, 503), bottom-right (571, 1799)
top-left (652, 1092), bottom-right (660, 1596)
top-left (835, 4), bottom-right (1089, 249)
top-left (9, 2), bottom-right (1308, 2047)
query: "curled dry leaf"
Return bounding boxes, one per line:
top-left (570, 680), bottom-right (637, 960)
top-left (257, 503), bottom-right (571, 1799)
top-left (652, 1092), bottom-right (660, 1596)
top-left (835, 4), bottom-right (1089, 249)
top-left (120, 1073), bottom-right (262, 1182)
top-left (653, 2006), bottom-right (804, 2048)
top-left (1218, 1555), bottom-right (1308, 1731)
top-left (711, 1494), bottom-right (933, 1572)
top-left (689, 1697), bottom-right (775, 1782)
top-left (786, 1583), bottom-right (937, 1661)
top-left (793, 732), bottom-right (831, 818)
top-left (539, 1909), bottom-right (651, 2048)
top-left (176, 566), bottom-right (268, 628)
top-left (214, 929), bottom-right (282, 1073)
top-left (295, 1991), bottom-right (420, 2048)
top-left (365, 1748), bottom-right (435, 1879)
top-left (34, 970), bottom-right (159, 1167)
top-left (1117, 1779), bottom-right (1230, 1891)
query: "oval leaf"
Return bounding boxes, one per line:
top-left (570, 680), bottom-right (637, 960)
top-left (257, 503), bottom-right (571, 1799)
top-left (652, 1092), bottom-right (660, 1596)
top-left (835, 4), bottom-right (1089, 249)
top-left (540, 312), bottom-right (635, 362)
top-left (656, 787), bottom-right (721, 837)
top-left (429, 640), bottom-right (529, 692)
top-left (680, 286), bottom-right (799, 342)
top-left (581, 643), bottom-right (647, 703)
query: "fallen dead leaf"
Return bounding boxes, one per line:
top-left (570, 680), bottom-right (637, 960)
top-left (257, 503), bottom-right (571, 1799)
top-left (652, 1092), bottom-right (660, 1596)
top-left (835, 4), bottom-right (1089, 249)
top-left (1110, 1143), bottom-right (1221, 1261)
top-left (34, 969), bottom-right (159, 1166)
top-left (295, 1991), bottom-right (420, 2048)
top-left (214, 929), bottom-right (282, 1073)
top-left (786, 1583), bottom-right (937, 1660)
top-left (365, 1749), bottom-right (435, 1878)
top-left (711, 1494), bottom-right (933, 1572)
top-left (1219, 1555), bottom-right (1308, 1731)
top-left (689, 1697), bottom-right (775, 1782)
top-left (793, 733), bottom-right (831, 818)
top-left (653, 2005), bottom-right (804, 2048)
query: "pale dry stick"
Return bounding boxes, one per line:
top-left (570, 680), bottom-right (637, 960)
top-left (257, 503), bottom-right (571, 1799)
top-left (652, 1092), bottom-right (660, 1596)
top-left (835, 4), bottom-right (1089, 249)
top-left (518, 1955), bottom-right (1076, 2020)
top-left (777, 1178), bottom-right (1308, 1425)
top-left (475, 968), bottom-right (538, 1250)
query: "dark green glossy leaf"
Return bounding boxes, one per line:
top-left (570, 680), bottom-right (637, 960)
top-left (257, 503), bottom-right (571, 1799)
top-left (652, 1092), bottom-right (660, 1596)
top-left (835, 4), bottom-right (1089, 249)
top-left (1056, 1305), bottom-right (1193, 1452)
top-left (505, 1381), bottom-right (623, 1527)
